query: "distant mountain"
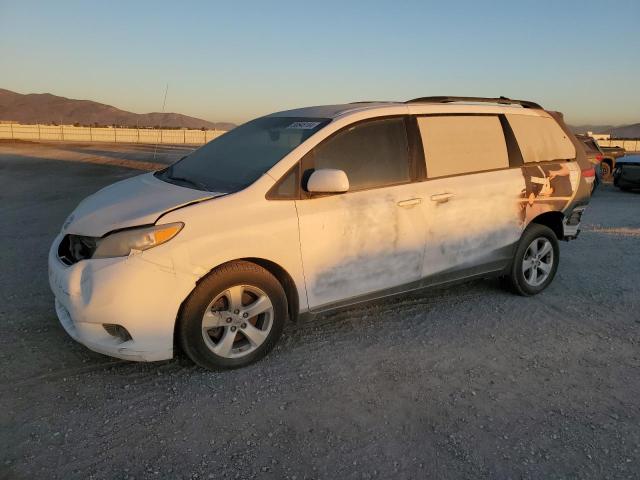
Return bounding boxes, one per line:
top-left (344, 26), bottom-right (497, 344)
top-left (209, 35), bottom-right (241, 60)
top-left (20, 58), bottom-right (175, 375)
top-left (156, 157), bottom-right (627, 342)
top-left (569, 123), bottom-right (640, 138)
top-left (609, 123), bottom-right (640, 138)
top-left (0, 88), bottom-right (235, 130)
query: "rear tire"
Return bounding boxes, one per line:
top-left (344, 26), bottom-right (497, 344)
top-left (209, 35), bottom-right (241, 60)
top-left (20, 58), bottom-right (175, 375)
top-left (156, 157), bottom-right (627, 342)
top-left (600, 161), bottom-right (612, 180)
top-left (178, 261), bottom-right (287, 370)
top-left (505, 224), bottom-right (559, 296)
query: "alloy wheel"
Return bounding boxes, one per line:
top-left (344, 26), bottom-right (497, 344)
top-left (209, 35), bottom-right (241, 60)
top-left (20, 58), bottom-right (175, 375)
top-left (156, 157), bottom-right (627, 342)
top-left (522, 237), bottom-right (554, 287)
top-left (201, 285), bottom-right (274, 358)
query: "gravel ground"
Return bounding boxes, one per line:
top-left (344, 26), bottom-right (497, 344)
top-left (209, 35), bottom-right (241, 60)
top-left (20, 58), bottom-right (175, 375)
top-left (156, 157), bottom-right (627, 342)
top-left (1, 142), bottom-right (639, 480)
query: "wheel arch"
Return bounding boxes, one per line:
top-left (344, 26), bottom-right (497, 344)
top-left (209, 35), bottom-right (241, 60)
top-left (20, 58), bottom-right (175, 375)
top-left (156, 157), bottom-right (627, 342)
top-left (187, 257), bottom-right (299, 320)
top-left (240, 257), bottom-right (300, 323)
top-left (172, 257), bottom-right (301, 358)
top-left (602, 157), bottom-right (614, 169)
top-left (529, 211), bottom-right (564, 240)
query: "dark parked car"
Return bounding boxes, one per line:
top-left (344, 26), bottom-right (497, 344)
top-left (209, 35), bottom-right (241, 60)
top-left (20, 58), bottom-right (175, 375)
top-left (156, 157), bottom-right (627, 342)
top-left (600, 145), bottom-right (626, 179)
top-left (613, 155), bottom-right (640, 191)
top-left (576, 134), bottom-right (603, 193)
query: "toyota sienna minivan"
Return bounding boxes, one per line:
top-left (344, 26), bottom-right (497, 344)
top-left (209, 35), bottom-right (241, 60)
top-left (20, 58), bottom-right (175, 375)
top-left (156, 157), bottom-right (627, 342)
top-left (49, 96), bottom-right (592, 370)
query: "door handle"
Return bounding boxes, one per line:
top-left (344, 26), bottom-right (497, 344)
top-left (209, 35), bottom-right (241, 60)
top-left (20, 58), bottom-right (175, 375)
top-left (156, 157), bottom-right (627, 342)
top-left (430, 192), bottom-right (455, 203)
top-left (397, 198), bottom-right (422, 208)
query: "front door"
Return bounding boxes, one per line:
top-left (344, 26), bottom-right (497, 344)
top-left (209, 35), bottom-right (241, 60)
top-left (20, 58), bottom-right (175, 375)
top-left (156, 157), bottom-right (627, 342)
top-left (295, 117), bottom-right (426, 310)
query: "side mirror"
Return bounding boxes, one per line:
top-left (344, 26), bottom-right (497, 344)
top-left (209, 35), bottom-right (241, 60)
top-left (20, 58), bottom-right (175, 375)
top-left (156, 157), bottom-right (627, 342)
top-left (307, 169), bottom-right (350, 194)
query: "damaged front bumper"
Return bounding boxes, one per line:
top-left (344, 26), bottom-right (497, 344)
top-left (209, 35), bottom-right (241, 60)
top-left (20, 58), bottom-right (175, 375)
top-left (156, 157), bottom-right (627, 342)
top-left (48, 234), bottom-right (195, 362)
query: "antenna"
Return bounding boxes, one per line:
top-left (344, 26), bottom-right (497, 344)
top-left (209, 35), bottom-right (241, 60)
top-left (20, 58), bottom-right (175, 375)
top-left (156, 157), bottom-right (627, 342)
top-left (152, 83), bottom-right (169, 162)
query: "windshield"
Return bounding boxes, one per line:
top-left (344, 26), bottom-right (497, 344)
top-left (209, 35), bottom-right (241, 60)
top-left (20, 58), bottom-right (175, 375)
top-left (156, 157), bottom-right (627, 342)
top-left (156, 116), bottom-right (330, 192)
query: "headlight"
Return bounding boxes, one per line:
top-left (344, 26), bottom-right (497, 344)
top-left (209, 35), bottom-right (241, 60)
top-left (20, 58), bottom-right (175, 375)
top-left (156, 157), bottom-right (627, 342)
top-left (93, 222), bottom-right (184, 259)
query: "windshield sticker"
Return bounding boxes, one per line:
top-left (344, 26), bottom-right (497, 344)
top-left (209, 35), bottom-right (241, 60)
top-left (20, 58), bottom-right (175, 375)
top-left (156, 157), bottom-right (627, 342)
top-left (286, 121), bottom-right (321, 130)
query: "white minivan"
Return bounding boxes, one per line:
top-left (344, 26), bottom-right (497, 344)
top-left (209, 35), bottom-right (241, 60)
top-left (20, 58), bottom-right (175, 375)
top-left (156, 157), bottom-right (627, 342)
top-left (49, 97), bottom-right (592, 369)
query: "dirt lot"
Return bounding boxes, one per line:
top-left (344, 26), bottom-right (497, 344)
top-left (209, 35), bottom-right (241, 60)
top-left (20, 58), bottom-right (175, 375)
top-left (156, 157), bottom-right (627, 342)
top-left (1, 142), bottom-right (639, 480)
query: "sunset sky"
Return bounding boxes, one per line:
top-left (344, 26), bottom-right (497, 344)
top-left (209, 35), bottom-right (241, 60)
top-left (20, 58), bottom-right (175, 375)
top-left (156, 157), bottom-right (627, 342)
top-left (1, 0), bottom-right (638, 125)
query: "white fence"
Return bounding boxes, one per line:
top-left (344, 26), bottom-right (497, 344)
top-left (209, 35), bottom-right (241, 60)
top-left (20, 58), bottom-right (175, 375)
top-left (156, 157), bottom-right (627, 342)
top-left (597, 138), bottom-right (640, 152)
top-left (0, 123), bottom-right (226, 145)
top-left (2, 122), bottom-right (638, 151)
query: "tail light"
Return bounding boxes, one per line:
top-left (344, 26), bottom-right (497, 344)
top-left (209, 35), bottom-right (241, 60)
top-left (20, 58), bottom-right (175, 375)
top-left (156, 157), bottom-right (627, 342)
top-left (582, 167), bottom-right (596, 183)
top-left (595, 154), bottom-right (603, 163)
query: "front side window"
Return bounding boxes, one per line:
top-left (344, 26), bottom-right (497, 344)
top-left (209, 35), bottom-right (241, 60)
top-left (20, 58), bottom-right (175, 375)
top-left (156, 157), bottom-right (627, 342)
top-left (156, 116), bottom-right (329, 193)
top-left (418, 115), bottom-right (509, 178)
top-left (304, 117), bottom-right (410, 191)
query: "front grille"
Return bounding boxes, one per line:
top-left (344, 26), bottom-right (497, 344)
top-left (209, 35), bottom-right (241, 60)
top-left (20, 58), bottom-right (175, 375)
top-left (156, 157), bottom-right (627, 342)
top-left (57, 234), bottom-right (98, 265)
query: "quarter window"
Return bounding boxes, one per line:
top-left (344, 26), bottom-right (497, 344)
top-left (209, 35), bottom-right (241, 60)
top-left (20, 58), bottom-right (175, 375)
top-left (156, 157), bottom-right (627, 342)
top-left (418, 115), bottom-right (509, 178)
top-left (506, 114), bottom-right (576, 163)
top-left (267, 165), bottom-right (298, 199)
top-left (305, 117), bottom-right (411, 191)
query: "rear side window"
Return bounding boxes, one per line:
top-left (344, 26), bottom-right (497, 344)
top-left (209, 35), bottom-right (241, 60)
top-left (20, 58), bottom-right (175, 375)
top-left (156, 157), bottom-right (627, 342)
top-left (506, 114), bottom-right (576, 163)
top-left (579, 138), bottom-right (600, 154)
top-left (304, 117), bottom-right (411, 191)
top-left (418, 115), bottom-right (509, 178)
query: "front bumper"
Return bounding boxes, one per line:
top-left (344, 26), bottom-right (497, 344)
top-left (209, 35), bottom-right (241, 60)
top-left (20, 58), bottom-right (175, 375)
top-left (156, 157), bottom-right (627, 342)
top-left (48, 234), bottom-right (196, 362)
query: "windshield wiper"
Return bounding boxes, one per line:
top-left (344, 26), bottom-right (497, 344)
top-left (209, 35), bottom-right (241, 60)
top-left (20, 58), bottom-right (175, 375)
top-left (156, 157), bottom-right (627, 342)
top-left (168, 175), bottom-right (209, 191)
top-left (162, 166), bottom-right (209, 191)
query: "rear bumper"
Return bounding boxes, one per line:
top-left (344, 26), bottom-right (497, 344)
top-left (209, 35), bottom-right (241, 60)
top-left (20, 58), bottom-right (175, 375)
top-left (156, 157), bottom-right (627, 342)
top-left (48, 234), bottom-right (196, 362)
top-left (563, 206), bottom-right (586, 240)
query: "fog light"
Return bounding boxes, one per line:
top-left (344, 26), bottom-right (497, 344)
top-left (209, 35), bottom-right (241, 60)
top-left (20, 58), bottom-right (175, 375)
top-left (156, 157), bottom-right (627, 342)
top-left (103, 324), bottom-right (132, 342)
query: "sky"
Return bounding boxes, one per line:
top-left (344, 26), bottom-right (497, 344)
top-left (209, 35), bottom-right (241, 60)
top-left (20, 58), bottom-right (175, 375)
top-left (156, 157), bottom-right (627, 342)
top-left (1, 0), bottom-right (639, 126)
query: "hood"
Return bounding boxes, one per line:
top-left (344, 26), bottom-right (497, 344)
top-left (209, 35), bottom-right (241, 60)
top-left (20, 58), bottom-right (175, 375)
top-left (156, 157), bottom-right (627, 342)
top-left (63, 173), bottom-right (220, 237)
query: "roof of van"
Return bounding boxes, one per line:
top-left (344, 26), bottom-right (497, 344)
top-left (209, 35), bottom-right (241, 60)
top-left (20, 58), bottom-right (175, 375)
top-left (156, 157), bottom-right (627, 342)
top-left (268, 103), bottom-right (387, 119)
top-left (269, 97), bottom-right (546, 120)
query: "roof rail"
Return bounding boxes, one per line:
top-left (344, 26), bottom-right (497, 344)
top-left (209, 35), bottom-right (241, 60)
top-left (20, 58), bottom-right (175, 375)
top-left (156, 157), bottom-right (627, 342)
top-left (405, 96), bottom-right (542, 109)
top-left (348, 101), bottom-right (396, 104)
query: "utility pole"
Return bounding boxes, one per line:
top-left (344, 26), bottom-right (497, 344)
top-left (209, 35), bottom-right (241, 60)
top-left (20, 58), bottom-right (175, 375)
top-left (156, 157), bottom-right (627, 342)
top-left (153, 83), bottom-right (169, 161)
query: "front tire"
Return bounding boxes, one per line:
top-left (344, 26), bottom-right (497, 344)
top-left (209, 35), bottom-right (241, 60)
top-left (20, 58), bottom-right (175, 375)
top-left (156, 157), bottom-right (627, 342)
top-left (505, 224), bottom-right (559, 296)
top-left (178, 261), bottom-right (287, 370)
